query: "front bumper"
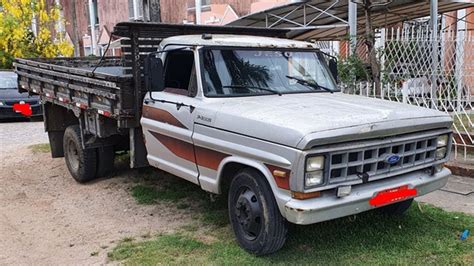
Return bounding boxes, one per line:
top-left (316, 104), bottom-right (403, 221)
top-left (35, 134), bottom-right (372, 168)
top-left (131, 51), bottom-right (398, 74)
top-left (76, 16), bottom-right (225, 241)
top-left (0, 104), bottom-right (42, 119)
top-left (284, 167), bottom-right (450, 225)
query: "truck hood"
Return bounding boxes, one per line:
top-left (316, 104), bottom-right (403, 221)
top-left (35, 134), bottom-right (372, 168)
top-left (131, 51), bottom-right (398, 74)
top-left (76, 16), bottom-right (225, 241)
top-left (199, 93), bottom-right (452, 149)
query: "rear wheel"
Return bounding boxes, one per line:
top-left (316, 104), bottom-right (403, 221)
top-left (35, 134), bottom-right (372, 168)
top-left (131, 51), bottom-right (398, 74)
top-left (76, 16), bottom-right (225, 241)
top-left (228, 168), bottom-right (288, 256)
top-left (63, 125), bottom-right (97, 183)
top-left (377, 199), bottom-right (414, 216)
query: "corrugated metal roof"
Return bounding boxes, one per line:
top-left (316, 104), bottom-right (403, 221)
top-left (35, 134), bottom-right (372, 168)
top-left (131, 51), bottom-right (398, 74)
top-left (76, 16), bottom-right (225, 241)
top-left (228, 0), bottom-right (474, 40)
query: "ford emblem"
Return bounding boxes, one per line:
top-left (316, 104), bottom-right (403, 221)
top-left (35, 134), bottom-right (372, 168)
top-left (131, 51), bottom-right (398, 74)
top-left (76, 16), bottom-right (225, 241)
top-left (385, 154), bottom-right (401, 164)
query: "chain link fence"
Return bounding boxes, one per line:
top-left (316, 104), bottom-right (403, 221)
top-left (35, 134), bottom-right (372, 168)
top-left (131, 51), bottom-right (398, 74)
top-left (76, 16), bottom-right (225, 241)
top-left (340, 25), bottom-right (474, 162)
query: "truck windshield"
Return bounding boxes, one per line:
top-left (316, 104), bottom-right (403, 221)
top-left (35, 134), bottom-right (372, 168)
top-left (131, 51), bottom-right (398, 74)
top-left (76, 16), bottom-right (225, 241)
top-left (201, 48), bottom-right (337, 97)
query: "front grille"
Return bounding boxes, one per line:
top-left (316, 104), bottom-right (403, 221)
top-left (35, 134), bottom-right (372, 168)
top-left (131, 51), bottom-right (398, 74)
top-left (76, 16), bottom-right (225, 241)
top-left (327, 135), bottom-right (439, 184)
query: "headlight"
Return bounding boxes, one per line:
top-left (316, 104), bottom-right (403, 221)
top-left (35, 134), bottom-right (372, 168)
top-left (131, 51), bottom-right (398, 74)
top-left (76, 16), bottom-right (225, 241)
top-left (437, 134), bottom-right (449, 147)
top-left (436, 147), bottom-right (447, 160)
top-left (305, 156), bottom-right (325, 187)
top-left (0, 101), bottom-right (3, 106)
top-left (306, 156), bottom-right (324, 171)
top-left (305, 171), bottom-right (323, 187)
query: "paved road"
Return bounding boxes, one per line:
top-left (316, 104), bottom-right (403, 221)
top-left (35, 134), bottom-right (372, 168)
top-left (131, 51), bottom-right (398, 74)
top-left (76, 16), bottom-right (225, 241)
top-left (0, 120), bottom-right (48, 152)
top-left (418, 175), bottom-right (474, 215)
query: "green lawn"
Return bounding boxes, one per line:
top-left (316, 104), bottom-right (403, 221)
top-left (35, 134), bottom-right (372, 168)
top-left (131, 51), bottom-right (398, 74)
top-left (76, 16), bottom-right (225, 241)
top-left (109, 169), bottom-right (474, 265)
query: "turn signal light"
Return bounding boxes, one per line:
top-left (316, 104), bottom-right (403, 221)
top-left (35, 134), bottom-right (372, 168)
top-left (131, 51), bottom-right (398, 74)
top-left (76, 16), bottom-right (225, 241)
top-left (266, 164), bottom-right (291, 190)
top-left (291, 191), bottom-right (321, 200)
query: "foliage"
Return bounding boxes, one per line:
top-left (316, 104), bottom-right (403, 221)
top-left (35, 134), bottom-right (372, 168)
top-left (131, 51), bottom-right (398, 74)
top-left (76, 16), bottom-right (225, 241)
top-left (0, 0), bottom-right (73, 69)
top-left (337, 54), bottom-right (370, 84)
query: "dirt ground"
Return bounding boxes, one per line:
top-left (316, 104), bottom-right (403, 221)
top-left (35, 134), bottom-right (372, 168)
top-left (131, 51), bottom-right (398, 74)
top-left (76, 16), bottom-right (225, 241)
top-left (1, 121), bottom-right (473, 265)
top-left (0, 121), bottom-right (192, 265)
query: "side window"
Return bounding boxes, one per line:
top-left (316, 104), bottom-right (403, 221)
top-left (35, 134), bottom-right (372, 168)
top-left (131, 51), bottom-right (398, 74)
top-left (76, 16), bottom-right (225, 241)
top-left (163, 50), bottom-right (196, 96)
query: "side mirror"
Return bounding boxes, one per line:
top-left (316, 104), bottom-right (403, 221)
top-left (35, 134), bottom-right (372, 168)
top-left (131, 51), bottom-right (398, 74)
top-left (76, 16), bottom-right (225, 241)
top-left (144, 55), bottom-right (165, 92)
top-left (328, 58), bottom-right (338, 83)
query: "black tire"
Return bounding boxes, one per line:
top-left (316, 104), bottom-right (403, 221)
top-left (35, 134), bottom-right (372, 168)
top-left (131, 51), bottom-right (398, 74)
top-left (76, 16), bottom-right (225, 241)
top-left (228, 168), bottom-right (288, 256)
top-left (96, 146), bottom-right (115, 177)
top-left (63, 125), bottom-right (97, 183)
top-left (377, 199), bottom-right (414, 216)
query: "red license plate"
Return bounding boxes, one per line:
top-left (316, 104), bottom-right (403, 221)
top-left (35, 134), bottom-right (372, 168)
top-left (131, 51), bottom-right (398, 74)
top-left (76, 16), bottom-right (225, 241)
top-left (369, 185), bottom-right (417, 207)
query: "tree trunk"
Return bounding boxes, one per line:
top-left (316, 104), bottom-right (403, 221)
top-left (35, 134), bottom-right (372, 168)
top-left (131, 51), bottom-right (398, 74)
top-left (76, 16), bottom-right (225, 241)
top-left (70, 0), bottom-right (81, 56)
top-left (363, 0), bottom-right (381, 97)
top-left (149, 0), bottom-right (161, 22)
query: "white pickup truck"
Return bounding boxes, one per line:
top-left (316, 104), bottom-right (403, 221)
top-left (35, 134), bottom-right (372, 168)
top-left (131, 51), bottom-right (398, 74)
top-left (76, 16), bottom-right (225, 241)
top-left (15, 22), bottom-right (452, 255)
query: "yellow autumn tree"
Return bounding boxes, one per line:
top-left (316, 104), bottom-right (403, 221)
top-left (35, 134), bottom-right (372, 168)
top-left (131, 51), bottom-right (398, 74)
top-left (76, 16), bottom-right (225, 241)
top-left (0, 0), bottom-right (73, 69)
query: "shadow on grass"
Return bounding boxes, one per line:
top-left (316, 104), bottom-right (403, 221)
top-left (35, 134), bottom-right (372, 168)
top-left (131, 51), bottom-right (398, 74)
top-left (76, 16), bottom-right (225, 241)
top-left (112, 167), bottom-right (474, 265)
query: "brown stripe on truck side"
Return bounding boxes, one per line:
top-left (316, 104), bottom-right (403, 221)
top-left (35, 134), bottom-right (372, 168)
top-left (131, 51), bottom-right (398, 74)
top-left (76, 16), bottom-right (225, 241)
top-left (195, 146), bottom-right (230, 171)
top-left (142, 105), bottom-right (187, 129)
top-left (148, 130), bottom-right (229, 170)
top-left (149, 131), bottom-right (196, 163)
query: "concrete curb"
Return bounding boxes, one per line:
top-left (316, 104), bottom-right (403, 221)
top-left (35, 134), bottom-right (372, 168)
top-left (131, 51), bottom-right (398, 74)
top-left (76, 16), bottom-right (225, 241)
top-left (446, 162), bottom-right (474, 178)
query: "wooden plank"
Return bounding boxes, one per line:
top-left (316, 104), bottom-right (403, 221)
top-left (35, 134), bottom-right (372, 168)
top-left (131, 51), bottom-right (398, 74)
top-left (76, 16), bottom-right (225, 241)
top-left (16, 63), bottom-right (123, 89)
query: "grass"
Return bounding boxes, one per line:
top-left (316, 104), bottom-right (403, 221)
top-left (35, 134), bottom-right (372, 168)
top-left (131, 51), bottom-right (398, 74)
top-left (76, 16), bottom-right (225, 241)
top-left (130, 170), bottom-right (206, 205)
top-left (452, 113), bottom-right (474, 132)
top-left (28, 143), bottom-right (51, 153)
top-left (119, 169), bottom-right (474, 264)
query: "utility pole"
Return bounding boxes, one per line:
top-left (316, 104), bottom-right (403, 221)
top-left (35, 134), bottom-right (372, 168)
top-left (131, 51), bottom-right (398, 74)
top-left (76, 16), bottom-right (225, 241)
top-left (348, 0), bottom-right (357, 55)
top-left (88, 0), bottom-right (98, 56)
top-left (195, 0), bottom-right (201, 24)
top-left (430, 0), bottom-right (439, 108)
top-left (133, 0), bottom-right (140, 20)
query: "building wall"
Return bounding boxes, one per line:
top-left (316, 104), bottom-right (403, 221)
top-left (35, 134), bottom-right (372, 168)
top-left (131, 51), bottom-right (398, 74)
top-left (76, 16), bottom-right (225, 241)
top-left (60, 0), bottom-right (129, 56)
top-left (160, 0), bottom-right (188, 23)
top-left (61, 0), bottom-right (89, 56)
top-left (161, 0), bottom-right (288, 24)
top-left (97, 0), bottom-right (129, 33)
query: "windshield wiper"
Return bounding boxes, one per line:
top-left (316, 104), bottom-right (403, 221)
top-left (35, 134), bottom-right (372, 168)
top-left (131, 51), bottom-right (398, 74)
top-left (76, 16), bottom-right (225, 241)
top-left (222, 85), bottom-right (282, 96)
top-left (286, 75), bottom-right (333, 93)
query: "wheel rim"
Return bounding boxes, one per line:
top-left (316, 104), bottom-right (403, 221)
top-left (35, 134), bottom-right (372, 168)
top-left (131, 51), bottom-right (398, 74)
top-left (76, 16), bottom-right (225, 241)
top-left (234, 187), bottom-right (263, 241)
top-left (67, 139), bottom-right (79, 172)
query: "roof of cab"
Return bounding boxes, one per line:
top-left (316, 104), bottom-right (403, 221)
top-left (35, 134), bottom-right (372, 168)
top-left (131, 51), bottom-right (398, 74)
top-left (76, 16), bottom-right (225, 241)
top-left (160, 34), bottom-right (318, 49)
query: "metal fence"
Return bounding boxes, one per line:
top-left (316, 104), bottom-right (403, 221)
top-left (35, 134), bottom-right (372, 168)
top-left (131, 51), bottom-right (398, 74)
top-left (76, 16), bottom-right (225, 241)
top-left (341, 25), bottom-right (474, 161)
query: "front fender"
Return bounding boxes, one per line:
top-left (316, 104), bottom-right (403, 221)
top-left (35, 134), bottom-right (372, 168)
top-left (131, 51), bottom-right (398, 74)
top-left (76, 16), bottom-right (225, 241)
top-left (215, 156), bottom-right (292, 217)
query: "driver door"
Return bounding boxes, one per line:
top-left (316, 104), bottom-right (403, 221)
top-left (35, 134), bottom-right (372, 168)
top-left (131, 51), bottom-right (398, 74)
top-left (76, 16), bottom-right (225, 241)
top-left (141, 49), bottom-right (200, 184)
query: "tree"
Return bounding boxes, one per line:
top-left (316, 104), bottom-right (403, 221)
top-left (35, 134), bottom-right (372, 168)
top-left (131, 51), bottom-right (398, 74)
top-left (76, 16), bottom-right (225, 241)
top-left (0, 0), bottom-right (73, 69)
top-left (353, 0), bottom-right (390, 96)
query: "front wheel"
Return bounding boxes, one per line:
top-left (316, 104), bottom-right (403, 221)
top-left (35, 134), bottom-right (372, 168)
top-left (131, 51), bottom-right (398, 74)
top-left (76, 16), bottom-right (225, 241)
top-left (228, 168), bottom-right (288, 256)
